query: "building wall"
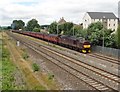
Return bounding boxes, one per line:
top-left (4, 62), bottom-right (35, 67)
top-left (118, 1), bottom-right (120, 20)
top-left (91, 19), bottom-right (102, 23)
top-left (107, 19), bottom-right (118, 31)
top-left (83, 13), bottom-right (92, 29)
top-left (83, 13), bottom-right (118, 31)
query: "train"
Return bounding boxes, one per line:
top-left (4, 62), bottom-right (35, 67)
top-left (12, 30), bottom-right (91, 53)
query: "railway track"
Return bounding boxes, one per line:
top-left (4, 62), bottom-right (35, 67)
top-left (8, 32), bottom-right (119, 91)
top-left (88, 53), bottom-right (120, 65)
top-left (18, 35), bottom-right (119, 77)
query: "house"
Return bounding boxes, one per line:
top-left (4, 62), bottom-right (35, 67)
top-left (83, 12), bottom-right (118, 31)
top-left (58, 17), bottom-right (66, 24)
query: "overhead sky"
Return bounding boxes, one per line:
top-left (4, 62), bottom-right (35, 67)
top-left (0, 0), bottom-right (119, 26)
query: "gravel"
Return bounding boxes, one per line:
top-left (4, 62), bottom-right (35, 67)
top-left (23, 44), bottom-right (93, 90)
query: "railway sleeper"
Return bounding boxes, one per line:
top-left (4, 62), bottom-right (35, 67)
top-left (78, 66), bottom-right (119, 90)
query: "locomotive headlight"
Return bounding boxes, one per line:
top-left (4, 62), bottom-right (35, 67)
top-left (84, 45), bottom-right (91, 48)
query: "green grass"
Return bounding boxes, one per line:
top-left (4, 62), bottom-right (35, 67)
top-left (2, 44), bottom-right (16, 90)
top-left (22, 52), bottom-right (29, 60)
top-left (32, 63), bottom-right (40, 72)
top-left (22, 49), bottom-right (29, 60)
top-left (33, 85), bottom-right (46, 90)
top-left (0, 41), bottom-right (2, 90)
top-left (48, 73), bottom-right (54, 80)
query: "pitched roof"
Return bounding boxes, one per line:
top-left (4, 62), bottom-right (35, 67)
top-left (87, 12), bottom-right (117, 19)
top-left (58, 17), bottom-right (66, 24)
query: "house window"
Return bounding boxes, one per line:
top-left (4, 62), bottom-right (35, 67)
top-left (113, 24), bottom-right (115, 26)
top-left (85, 20), bottom-right (87, 22)
top-left (109, 24), bottom-right (110, 27)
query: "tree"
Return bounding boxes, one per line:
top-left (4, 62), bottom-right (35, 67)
top-left (87, 22), bottom-right (104, 45)
top-left (26, 19), bottom-right (40, 31)
top-left (62, 22), bottom-right (73, 35)
top-left (117, 24), bottom-right (120, 49)
top-left (11, 20), bottom-right (25, 30)
top-left (33, 27), bottom-right (40, 32)
top-left (48, 22), bottom-right (74, 35)
top-left (72, 25), bottom-right (84, 37)
top-left (48, 22), bottom-right (57, 34)
top-left (87, 22), bottom-right (116, 47)
top-left (41, 25), bottom-right (49, 29)
top-left (7, 26), bottom-right (12, 29)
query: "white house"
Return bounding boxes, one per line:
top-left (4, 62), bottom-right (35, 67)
top-left (83, 12), bottom-right (118, 31)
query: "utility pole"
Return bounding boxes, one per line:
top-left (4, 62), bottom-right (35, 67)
top-left (103, 29), bottom-right (104, 47)
top-left (73, 26), bottom-right (74, 36)
top-left (57, 24), bottom-right (58, 35)
top-left (102, 16), bottom-right (105, 48)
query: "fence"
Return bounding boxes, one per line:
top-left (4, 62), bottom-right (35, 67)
top-left (92, 45), bottom-right (120, 59)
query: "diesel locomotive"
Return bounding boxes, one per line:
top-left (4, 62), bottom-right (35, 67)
top-left (12, 30), bottom-right (91, 53)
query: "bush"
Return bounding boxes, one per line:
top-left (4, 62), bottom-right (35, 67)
top-left (48, 73), bottom-right (54, 80)
top-left (32, 63), bottom-right (39, 72)
top-left (22, 53), bottom-right (29, 60)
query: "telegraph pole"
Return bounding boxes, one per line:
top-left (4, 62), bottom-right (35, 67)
top-left (73, 26), bottom-right (74, 36)
top-left (57, 24), bottom-right (58, 35)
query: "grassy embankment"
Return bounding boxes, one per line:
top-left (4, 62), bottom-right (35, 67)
top-left (1, 32), bottom-right (24, 90)
top-left (11, 32), bottom-right (60, 90)
top-left (3, 31), bottom-right (60, 90)
top-left (3, 32), bottom-right (46, 90)
top-left (0, 32), bottom-right (2, 90)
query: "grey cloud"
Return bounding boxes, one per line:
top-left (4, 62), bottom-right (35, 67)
top-left (0, 0), bottom-right (119, 26)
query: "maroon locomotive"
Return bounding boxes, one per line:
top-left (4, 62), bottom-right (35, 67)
top-left (12, 30), bottom-right (91, 53)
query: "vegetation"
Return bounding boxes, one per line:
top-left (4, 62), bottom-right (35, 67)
top-left (11, 20), bottom-right (25, 30)
top-left (33, 86), bottom-right (46, 90)
top-left (26, 19), bottom-right (40, 31)
top-left (41, 25), bottom-right (49, 29)
top-left (48, 22), bottom-right (58, 34)
top-left (87, 22), bottom-right (117, 48)
top-left (117, 24), bottom-right (120, 49)
top-left (2, 44), bottom-right (16, 90)
top-left (22, 52), bottom-right (29, 60)
top-left (48, 73), bottom-right (54, 80)
top-left (32, 63), bottom-right (40, 72)
top-left (22, 49), bottom-right (29, 60)
top-left (33, 27), bottom-right (40, 32)
top-left (61, 22), bottom-right (74, 35)
top-left (9, 18), bottom-right (119, 49)
top-left (49, 22), bottom-right (77, 35)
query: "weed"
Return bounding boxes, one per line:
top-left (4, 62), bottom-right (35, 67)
top-left (33, 85), bottom-right (46, 90)
top-left (48, 73), bottom-right (54, 80)
top-left (2, 44), bottom-right (16, 90)
top-left (32, 63), bottom-right (40, 72)
top-left (52, 45), bottom-right (56, 47)
top-left (22, 53), bottom-right (29, 60)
